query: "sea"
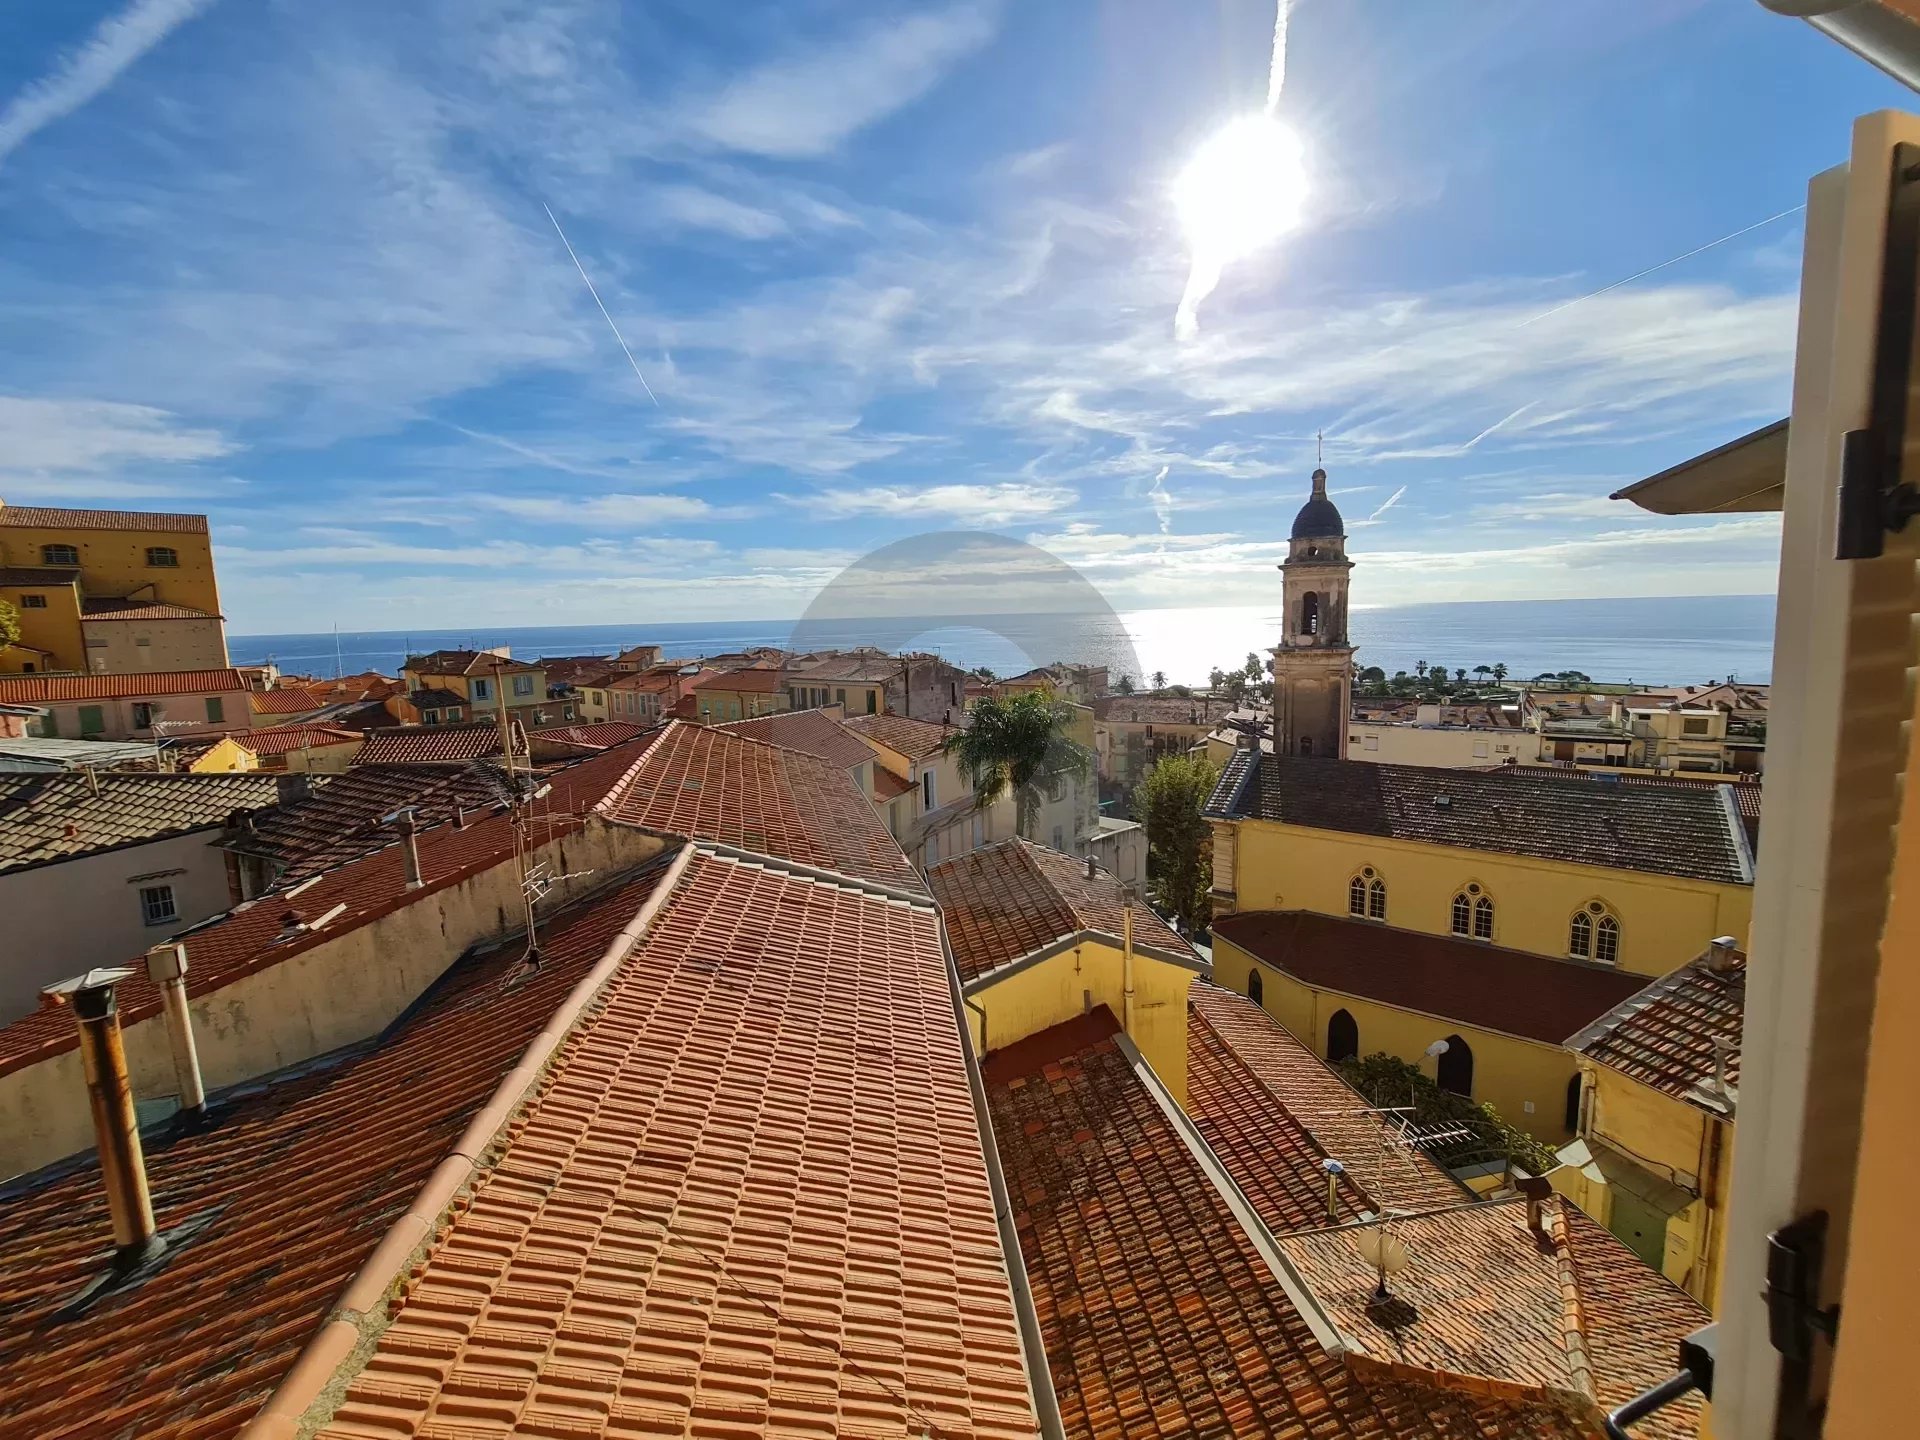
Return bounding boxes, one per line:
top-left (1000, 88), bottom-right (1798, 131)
top-left (230, 593), bottom-right (1776, 689)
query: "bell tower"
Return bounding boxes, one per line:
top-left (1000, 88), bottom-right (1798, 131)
top-left (1270, 466), bottom-right (1355, 759)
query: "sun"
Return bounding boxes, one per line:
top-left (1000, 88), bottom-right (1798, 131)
top-left (1173, 112), bottom-right (1308, 265)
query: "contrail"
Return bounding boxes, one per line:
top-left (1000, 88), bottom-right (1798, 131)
top-left (1366, 484), bottom-right (1406, 522)
top-left (543, 202), bottom-right (659, 407)
top-left (1266, 0), bottom-right (1290, 114)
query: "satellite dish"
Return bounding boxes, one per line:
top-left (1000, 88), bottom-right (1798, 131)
top-left (1354, 1228), bottom-right (1410, 1276)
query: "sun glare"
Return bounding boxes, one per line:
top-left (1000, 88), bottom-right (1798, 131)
top-left (1174, 113), bottom-right (1307, 265)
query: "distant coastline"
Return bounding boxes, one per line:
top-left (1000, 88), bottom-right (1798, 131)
top-left (230, 592), bottom-right (1776, 688)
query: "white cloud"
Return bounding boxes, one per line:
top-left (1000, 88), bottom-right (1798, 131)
top-left (1146, 465), bottom-right (1173, 536)
top-left (0, 0), bottom-right (218, 168)
top-left (683, 2), bottom-right (998, 158)
top-left (781, 481), bottom-right (1075, 524)
top-left (470, 492), bottom-right (716, 526)
top-left (651, 185), bottom-right (790, 240)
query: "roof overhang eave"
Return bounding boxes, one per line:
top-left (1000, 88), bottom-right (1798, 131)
top-left (1610, 418), bottom-right (1787, 515)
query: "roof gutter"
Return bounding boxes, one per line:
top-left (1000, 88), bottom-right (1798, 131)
top-left (937, 920), bottom-right (1067, 1440)
top-left (1761, 0), bottom-right (1920, 90)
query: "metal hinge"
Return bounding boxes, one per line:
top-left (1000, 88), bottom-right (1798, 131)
top-left (1764, 1210), bottom-right (1842, 1440)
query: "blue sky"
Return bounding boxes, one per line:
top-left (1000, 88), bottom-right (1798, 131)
top-left (0, 0), bottom-right (1907, 632)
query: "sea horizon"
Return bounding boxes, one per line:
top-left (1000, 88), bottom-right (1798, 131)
top-left (230, 592), bottom-right (1778, 689)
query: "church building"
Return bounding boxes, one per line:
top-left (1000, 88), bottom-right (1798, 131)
top-left (1270, 465), bottom-right (1355, 759)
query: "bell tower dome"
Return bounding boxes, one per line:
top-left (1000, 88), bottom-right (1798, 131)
top-left (1270, 467), bottom-right (1355, 759)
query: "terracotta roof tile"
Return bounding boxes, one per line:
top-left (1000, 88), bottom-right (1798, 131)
top-left (928, 839), bottom-right (1196, 985)
top-left (1213, 911), bottom-right (1651, 1045)
top-left (0, 565), bottom-right (80, 586)
top-left (1567, 946), bottom-right (1744, 1112)
top-left (250, 687), bottom-right (330, 716)
top-left (0, 668), bottom-right (247, 704)
top-left (601, 721), bottom-right (920, 892)
top-left (403, 649), bottom-right (538, 678)
top-left (842, 711), bottom-right (954, 760)
top-left (353, 723), bottom-right (525, 766)
top-left (0, 504), bottom-right (209, 533)
top-left (78, 597), bottom-right (220, 621)
top-left (1091, 694), bottom-right (1233, 726)
top-left (1203, 746), bottom-right (1258, 818)
top-left (234, 724), bottom-right (362, 757)
top-left (0, 863), bottom-right (674, 1440)
top-left (983, 1016), bottom-right (1583, 1439)
top-left (872, 767), bottom-right (913, 801)
top-left (527, 720), bottom-right (655, 751)
top-left (306, 847), bottom-right (1038, 1440)
top-left (1186, 984), bottom-right (1467, 1222)
top-left (224, 764), bottom-right (500, 880)
top-left (0, 770), bottom-right (283, 875)
top-left (1243, 754), bottom-right (1751, 885)
top-left (714, 707), bottom-right (874, 770)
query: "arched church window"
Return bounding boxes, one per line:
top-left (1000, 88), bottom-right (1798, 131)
top-left (1301, 591), bottom-right (1321, 636)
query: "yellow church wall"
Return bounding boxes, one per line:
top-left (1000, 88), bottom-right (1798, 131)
top-left (966, 941), bottom-right (1196, 1104)
top-left (1230, 817), bottom-right (1751, 977)
top-left (1212, 933), bottom-right (1583, 1145)
top-left (0, 521), bottom-right (221, 615)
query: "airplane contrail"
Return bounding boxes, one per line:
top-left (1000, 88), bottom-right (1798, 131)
top-left (543, 202), bottom-right (659, 407)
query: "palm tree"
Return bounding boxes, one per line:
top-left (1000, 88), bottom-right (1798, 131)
top-left (1454, 668), bottom-right (1467, 683)
top-left (1414, 661), bottom-right (1428, 680)
top-left (943, 691), bottom-right (1093, 839)
top-left (1473, 665), bottom-right (1492, 683)
top-left (1491, 663), bottom-right (1508, 683)
top-left (1208, 667), bottom-right (1226, 693)
top-left (1115, 673), bottom-right (1136, 695)
top-left (1151, 670), bottom-right (1168, 691)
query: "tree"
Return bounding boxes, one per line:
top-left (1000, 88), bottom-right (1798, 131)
top-left (1150, 670), bottom-right (1168, 691)
top-left (1169, 683), bottom-right (1192, 698)
top-left (1208, 667), bottom-right (1225, 693)
top-left (0, 598), bottom-right (18, 652)
top-left (1336, 1052), bottom-right (1557, 1175)
top-left (1472, 665), bottom-right (1491, 682)
top-left (1134, 752), bottom-right (1220, 935)
top-left (1491, 663), bottom-right (1508, 683)
top-left (1413, 661), bottom-right (1428, 680)
top-left (1115, 673), bottom-right (1136, 695)
top-left (1243, 652), bottom-right (1262, 679)
top-left (973, 666), bottom-right (997, 682)
top-left (941, 690), bottom-right (1093, 839)
top-left (1358, 665), bottom-right (1386, 684)
top-left (1453, 668), bottom-right (1467, 683)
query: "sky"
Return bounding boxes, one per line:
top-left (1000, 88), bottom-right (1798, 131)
top-left (0, 0), bottom-right (1909, 633)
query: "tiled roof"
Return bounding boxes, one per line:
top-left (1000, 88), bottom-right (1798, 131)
top-left (250, 686), bottom-right (332, 716)
top-left (785, 651), bottom-right (902, 682)
top-left (1091, 694), bottom-right (1233, 725)
top-left (403, 686), bottom-right (464, 710)
top-left (224, 763), bottom-right (504, 879)
top-left (689, 664), bottom-right (784, 692)
top-left (714, 706), bottom-right (875, 771)
top-left (598, 721), bottom-right (922, 893)
top-left (0, 668), bottom-right (246, 703)
top-left (78, 597), bottom-right (220, 622)
top-left (843, 710), bottom-right (954, 759)
top-left (1213, 911), bottom-right (1650, 1045)
top-left (353, 722), bottom-right (525, 766)
top-left (1243, 753), bottom-right (1751, 885)
top-left (0, 770), bottom-right (282, 874)
top-left (234, 724), bottom-right (363, 757)
top-left (1487, 767), bottom-right (1764, 849)
top-left (873, 766), bottom-right (914, 801)
top-left (404, 649), bottom-right (538, 678)
top-left (0, 504), bottom-right (209, 533)
top-left (0, 863), bottom-right (675, 1440)
top-left (291, 846), bottom-right (1037, 1440)
top-left (983, 1013), bottom-right (1582, 1440)
top-left (1203, 745), bottom-right (1258, 817)
top-left (1187, 982), bottom-right (1467, 1218)
top-left (527, 720), bottom-right (655, 750)
top-left (0, 565), bottom-right (80, 586)
top-left (0, 744), bottom-right (653, 1078)
top-left (1567, 945), bottom-right (1745, 1113)
top-left (928, 838), bottom-right (1195, 985)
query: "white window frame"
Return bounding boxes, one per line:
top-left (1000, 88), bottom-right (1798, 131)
top-left (512, 674), bottom-right (535, 697)
top-left (139, 884), bottom-right (177, 927)
top-left (471, 678), bottom-right (491, 700)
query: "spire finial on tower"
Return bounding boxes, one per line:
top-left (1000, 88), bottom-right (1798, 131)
top-left (1316, 429), bottom-right (1323, 466)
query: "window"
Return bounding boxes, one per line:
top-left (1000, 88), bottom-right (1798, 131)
top-left (1450, 892), bottom-right (1472, 936)
top-left (1565, 1073), bottom-right (1584, 1134)
top-left (1247, 968), bottom-right (1263, 1005)
top-left (1349, 875), bottom-right (1367, 916)
top-left (921, 769), bottom-right (935, 809)
top-left (1300, 590), bottom-right (1321, 636)
top-left (18, 593), bottom-right (46, 609)
top-left (1595, 913), bottom-right (1620, 965)
top-left (423, 710), bottom-right (439, 725)
top-left (1363, 734), bottom-right (1378, 751)
top-left (41, 543), bottom-right (78, 565)
top-left (1453, 883), bottom-right (1491, 940)
top-left (205, 696), bottom-right (223, 723)
top-left (145, 546), bottom-right (179, 567)
top-left (1472, 739), bottom-right (1490, 758)
top-left (1474, 895), bottom-right (1494, 941)
top-left (1570, 902), bottom-right (1618, 963)
top-left (1570, 910), bottom-right (1593, 958)
top-left (1436, 1035), bottom-right (1474, 1096)
top-left (132, 702), bottom-right (156, 729)
top-left (140, 884), bottom-right (177, 927)
top-left (1369, 877), bottom-right (1387, 921)
top-left (447, 706), bottom-right (462, 722)
top-left (836, 688), bottom-right (847, 706)
top-left (512, 675), bottom-right (534, 697)
top-left (1327, 1009), bottom-right (1359, 1063)
top-left (1052, 825), bottom-right (1065, 850)
top-left (1682, 716), bottom-right (1711, 735)
top-left (1349, 867), bottom-right (1386, 921)
top-left (1299, 735), bottom-right (1313, 756)
top-left (867, 690), bottom-right (878, 714)
top-left (471, 678), bottom-right (491, 700)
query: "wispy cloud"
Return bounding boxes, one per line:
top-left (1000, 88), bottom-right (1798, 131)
top-left (0, 0), bottom-right (218, 168)
top-left (1146, 465), bottom-right (1174, 536)
top-left (780, 481), bottom-right (1074, 524)
top-left (683, 2), bottom-right (999, 158)
top-left (1361, 485), bottom-right (1407, 524)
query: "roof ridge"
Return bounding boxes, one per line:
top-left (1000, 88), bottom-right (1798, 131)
top-left (1544, 1200), bottom-right (1598, 1403)
top-left (1562, 958), bottom-right (1696, 1053)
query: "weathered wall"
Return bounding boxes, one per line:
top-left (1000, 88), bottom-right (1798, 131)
top-left (79, 616), bottom-right (228, 673)
top-left (0, 818), bottom-right (667, 1179)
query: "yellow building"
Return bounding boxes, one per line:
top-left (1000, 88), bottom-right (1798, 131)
top-left (1210, 908), bottom-right (1650, 1145)
top-left (0, 503), bottom-right (227, 675)
top-left (682, 667), bottom-right (787, 722)
top-left (190, 723), bottom-right (364, 774)
top-left (400, 648), bottom-right (563, 729)
top-left (1553, 937), bottom-right (1742, 1310)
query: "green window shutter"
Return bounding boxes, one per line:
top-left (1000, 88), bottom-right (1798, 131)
top-left (77, 705), bottom-right (104, 736)
top-left (205, 696), bottom-right (224, 723)
top-left (38, 709), bottom-right (57, 738)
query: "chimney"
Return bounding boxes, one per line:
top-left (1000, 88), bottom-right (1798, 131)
top-left (1321, 1157), bottom-right (1344, 1222)
top-left (145, 942), bottom-right (206, 1117)
top-left (1706, 935), bottom-right (1739, 973)
top-left (389, 807), bottom-right (423, 889)
top-left (1517, 1174), bottom-right (1554, 1238)
top-left (273, 773), bottom-right (311, 806)
top-left (1085, 853), bottom-right (1097, 880)
top-left (43, 968), bottom-right (160, 1265)
top-left (1710, 1035), bottom-right (1734, 1101)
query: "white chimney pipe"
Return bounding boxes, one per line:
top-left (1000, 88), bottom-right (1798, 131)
top-left (145, 942), bottom-right (206, 1116)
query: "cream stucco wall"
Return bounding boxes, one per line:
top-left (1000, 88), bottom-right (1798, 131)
top-left (965, 940), bottom-right (1197, 1104)
top-left (1230, 818), bottom-right (1752, 977)
top-left (1213, 932), bottom-right (1583, 1146)
top-left (1346, 723), bottom-right (1533, 767)
top-left (0, 819), bottom-right (667, 1179)
top-left (0, 829), bottom-right (238, 1023)
top-left (80, 616), bottom-right (228, 673)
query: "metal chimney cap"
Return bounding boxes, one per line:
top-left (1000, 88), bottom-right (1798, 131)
top-left (1321, 1158), bottom-right (1345, 1175)
top-left (44, 967), bottom-right (138, 1020)
top-left (145, 942), bottom-right (189, 984)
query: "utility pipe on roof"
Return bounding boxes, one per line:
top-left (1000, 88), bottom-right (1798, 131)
top-left (47, 968), bottom-right (161, 1264)
top-left (146, 942), bottom-right (206, 1116)
top-left (1121, 883), bottom-right (1137, 1038)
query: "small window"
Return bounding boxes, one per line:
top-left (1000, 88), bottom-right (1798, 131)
top-left (512, 675), bottom-right (534, 697)
top-left (921, 769), bottom-right (935, 809)
top-left (1363, 734), bottom-right (1378, 751)
top-left (1595, 914), bottom-right (1620, 966)
top-left (1473, 895), bottom-right (1494, 941)
top-left (867, 690), bottom-right (878, 714)
top-left (1368, 877), bottom-right (1387, 921)
top-left (145, 546), bottom-right (179, 567)
top-left (1472, 739), bottom-right (1490, 758)
top-left (423, 710), bottom-right (439, 725)
top-left (205, 696), bottom-right (224, 724)
top-left (1348, 875), bottom-right (1367, 917)
top-left (18, 593), bottom-right (46, 609)
top-left (1247, 968), bottom-right (1264, 1005)
top-left (1570, 910), bottom-right (1593, 959)
top-left (1450, 892), bottom-right (1472, 936)
top-left (471, 678), bottom-right (491, 700)
top-left (1327, 1008), bottom-right (1359, 1063)
top-left (132, 702), bottom-right (157, 729)
top-left (140, 884), bottom-right (178, 927)
top-left (447, 706), bottom-right (462, 722)
top-left (1436, 1034), bottom-right (1474, 1096)
top-left (836, 688), bottom-right (847, 706)
top-left (1565, 1073), bottom-right (1584, 1134)
top-left (41, 544), bottom-right (78, 566)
